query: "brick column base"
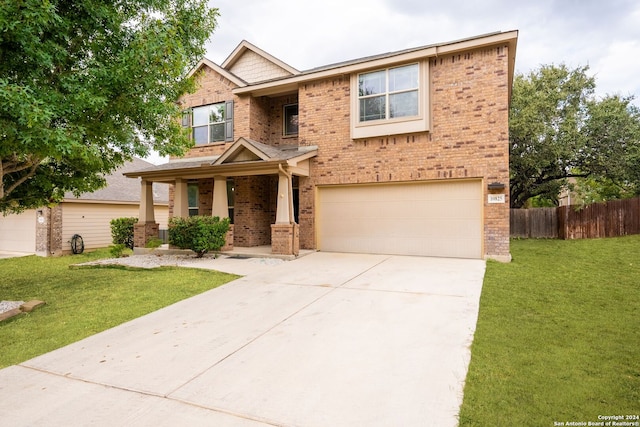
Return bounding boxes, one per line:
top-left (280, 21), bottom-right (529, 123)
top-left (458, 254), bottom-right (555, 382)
top-left (134, 222), bottom-right (159, 248)
top-left (271, 223), bottom-right (299, 256)
top-left (221, 224), bottom-right (234, 251)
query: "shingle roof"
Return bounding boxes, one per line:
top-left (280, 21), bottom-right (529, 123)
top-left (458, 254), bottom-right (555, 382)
top-left (64, 158), bottom-right (169, 204)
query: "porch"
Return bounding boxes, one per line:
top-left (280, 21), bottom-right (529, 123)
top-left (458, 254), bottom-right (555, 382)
top-left (124, 138), bottom-right (317, 257)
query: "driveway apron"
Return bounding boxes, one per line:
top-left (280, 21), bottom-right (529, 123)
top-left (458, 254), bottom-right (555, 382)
top-left (0, 252), bottom-right (486, 427)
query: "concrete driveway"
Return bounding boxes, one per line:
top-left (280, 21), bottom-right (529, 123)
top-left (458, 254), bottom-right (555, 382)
top-left (0, 252), bottom-right (486, 426)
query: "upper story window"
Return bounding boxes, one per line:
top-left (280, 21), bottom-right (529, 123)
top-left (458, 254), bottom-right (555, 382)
top-left (284, 104), bottom-right (299, 136)
top-left (351, 61), bottom-right (429, 139)
top-left (183, 101), bottom-right (234, 144)
top-left (358, 64), bottom-right (419, 122)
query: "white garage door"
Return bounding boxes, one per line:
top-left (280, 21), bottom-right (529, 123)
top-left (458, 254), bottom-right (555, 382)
top-left (317, 180), bottom-right (482, 258)
top-left (0, 210), bottom-right (36, 253)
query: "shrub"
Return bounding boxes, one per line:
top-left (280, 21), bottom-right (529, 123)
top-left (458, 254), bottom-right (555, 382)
top-left (169, 216), bottom-right (230, 258)
top-left (145, 237), bottom-right (164, 249)
top-left (110, 217), bottom-right (137, 249)
top-left (109, 243), bottom-right (131, 258)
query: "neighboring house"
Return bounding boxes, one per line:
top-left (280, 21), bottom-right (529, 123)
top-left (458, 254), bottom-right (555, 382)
top-left (0, 158), bottom-right (169, 256)
top-left (126, 31), bottom-right (518, 261)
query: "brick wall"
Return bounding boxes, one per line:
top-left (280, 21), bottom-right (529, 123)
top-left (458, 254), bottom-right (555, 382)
top-left (198, 179), bottom-right (214, 216)
top-left (268, 95), bottom-right (299, 147)
top-left (177, 67), bottom-right (238, 160)
top-left (35, 205), bottom-right (63, 256)
top-left (297, 45), bottom-right (511, 258)
top-left (233, 176), bottom-right (276, 246)
top-left (171, 44), bottom-right (511, 258)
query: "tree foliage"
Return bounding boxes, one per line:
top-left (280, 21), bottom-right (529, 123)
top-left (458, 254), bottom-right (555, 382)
top-left (0, 0), bottom-right (218, 213)
top-left (509, 64), bottom-right (640, 208)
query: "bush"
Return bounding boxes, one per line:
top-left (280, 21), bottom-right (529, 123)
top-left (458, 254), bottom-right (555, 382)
top-left (109, 244), bottom-right (132, 258)
top-left (145, 237), bottom-right (164, 249)
top-left (110, 217), bottom-right (137, 249)
top-left (169, 216), bottom-right (230, 258)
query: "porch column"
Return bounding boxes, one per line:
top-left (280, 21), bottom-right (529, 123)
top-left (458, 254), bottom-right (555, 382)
top-left (139, 179), bottom-right (155, 223)
top-left (134, 179), bottom-right (159, 248)
top-left (174, 178), bottom-right (188, 218)
top-left (275, 171), bottom-right (291, 224)
top-left (212, 176), bottom-right (228, 218)
top-left (272, 169), bottom-right (298, 256)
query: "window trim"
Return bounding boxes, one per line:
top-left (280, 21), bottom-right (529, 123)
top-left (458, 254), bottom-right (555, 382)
top-left (185, 101), bottom-right (234, 145)
top-left (351, 60), bottom-right (430, 139)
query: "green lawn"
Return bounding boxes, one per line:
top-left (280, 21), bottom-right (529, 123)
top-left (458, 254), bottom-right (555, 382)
top-left (459, 236), bottom-right (640, 426)
top-left (0, 249), bottom-right (239, 368)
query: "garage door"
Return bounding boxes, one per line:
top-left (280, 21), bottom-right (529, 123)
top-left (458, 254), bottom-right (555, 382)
top-left (317, 180), bottom-right (482, 258)
top-left (0, 210), bottom-right (36, 253)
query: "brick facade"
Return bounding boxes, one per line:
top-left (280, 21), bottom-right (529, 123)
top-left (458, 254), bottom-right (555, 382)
top-left (271, 223), bottom-right (299, 256)
top-left (35, 205), bottom-right (63, 256)
top-left (294, 47), bottom-right (511, 258)
top-left (233, 176), bottom-right (276, 247)
top-left (158, 34), bottom-right (515, 259)
top-left (134, 222), bottom-right (159, 248)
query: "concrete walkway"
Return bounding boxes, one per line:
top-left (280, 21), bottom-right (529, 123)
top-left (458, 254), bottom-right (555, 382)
top-left (0, 252), bottom-right (486, 426)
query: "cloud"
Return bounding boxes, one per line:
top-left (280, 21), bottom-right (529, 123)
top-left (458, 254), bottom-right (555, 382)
top-left (592, 40), bottom-right (640, 100)
top-left (205, 0), bottom-right (640, 103)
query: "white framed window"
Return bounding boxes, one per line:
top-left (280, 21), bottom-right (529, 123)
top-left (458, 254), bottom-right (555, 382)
top-left (351, 61), bottom-right (429, 139)
top-left (283, 104), bottom-right (299, 136)
top-left (183, 101), bottom-right (234, 144)
top-left (358, 64), bottom-right (419, 122)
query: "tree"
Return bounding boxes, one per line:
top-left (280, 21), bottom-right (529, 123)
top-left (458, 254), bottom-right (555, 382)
top-left (509, 64), bottom-right (640, 208)
top-left (0, 0), bottom-right (218, 213)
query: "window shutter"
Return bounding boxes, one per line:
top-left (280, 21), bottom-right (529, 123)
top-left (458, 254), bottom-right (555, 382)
top-left (181, 109), bottom-right (192, 127)
top-left (225, 100), bottom-right (234, 142)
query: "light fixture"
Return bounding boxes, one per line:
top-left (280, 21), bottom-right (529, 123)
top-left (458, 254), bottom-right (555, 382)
top-left (487, 182), bottom-right (505, 191)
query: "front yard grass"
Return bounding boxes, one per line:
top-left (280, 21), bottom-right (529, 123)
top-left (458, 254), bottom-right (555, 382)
top-left (0, 249), bottom-right (239, 368)
top-left (459, 236), bottom-right (640, 426)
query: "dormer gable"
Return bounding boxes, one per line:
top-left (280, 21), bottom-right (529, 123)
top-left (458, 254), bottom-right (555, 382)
top-left (187, 57), bottom-right (247, 88)
top-left (214, 138), bottom-right (281, 164)
top-left (221, 40), bottom-right (300, 84)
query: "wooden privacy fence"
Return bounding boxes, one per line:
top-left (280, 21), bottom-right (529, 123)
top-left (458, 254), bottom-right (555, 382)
top-left (510, 207), bottom-right (558, 238)
top-left (511, 197), bottom-right (640, 239)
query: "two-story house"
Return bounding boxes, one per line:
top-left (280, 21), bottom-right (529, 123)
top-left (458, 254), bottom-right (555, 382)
top-left (126, 30), bottom-right (518, 261)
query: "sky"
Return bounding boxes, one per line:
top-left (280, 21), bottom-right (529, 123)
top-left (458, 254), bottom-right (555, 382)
top-left (203, 0), bottom-right (640, 102)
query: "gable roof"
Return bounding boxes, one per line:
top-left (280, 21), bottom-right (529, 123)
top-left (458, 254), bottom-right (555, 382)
top-left (65, 158), bottom-right (169, 204)
top-left (233, 30), bottom-right (518, 97)
top-left (222, 40), bottom-right (300, 77)
top-left (214, 137), bottom-right (314, 165)
top-left (188, 57), bottom-right (247, 87)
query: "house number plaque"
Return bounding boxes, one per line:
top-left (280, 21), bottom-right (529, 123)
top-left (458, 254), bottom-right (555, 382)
top-left (488, 194), bottom-right (506, 204)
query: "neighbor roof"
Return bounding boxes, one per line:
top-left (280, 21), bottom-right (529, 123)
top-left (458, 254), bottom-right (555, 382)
top-left (65, 158), bottom-right (169, 204)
